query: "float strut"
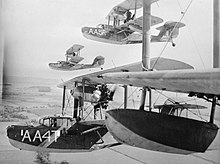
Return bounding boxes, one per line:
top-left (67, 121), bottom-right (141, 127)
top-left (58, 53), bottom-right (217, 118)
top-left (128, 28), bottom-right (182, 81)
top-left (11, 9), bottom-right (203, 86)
top-left (80, 79), bottom-right (85, 118)
top-left (210, 96), bottom-right (218, 123)
top-left (139, 87), bottom-right (147, 111)
top-left (73, 98), bottom-right (78, 118)
top-left (148, 87), bottom-right (152, 111)
top-left (62, 86), bottom-right (66, 115)
top-left (124, 85), bottom-right (128, 109)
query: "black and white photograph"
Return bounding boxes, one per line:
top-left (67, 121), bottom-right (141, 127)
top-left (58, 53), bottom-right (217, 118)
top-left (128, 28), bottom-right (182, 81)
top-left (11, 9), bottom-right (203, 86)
top-left (0, 0), bottom-right (220, 163)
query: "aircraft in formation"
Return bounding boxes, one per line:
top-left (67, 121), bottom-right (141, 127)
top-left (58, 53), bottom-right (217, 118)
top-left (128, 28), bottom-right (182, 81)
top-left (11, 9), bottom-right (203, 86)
top-left (49, 44), bottom-right (105, 71)
top-left (81, 1), bottom-right (185, 46)
top-left (6, 81), bottom-right (116, 152)
top-left (7, 0), bottom-right (220, 157)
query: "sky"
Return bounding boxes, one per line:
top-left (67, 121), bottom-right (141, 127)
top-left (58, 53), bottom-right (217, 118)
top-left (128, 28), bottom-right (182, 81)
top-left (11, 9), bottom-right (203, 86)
top-left (1, 0), bottom-right (214, 81)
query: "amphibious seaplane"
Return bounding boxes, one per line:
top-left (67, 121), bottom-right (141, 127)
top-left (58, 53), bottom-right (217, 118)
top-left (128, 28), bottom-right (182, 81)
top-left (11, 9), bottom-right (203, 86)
top-left (49, 44), bottom-right (105, 71)
top-left (6, 80), bottom-right (118, 152)
top-left (7, 114), bottom-right (108, 153)
top-left (6, 72), bottom-right (122, 152)
top-left (81, 0), bottom-right (185, 46)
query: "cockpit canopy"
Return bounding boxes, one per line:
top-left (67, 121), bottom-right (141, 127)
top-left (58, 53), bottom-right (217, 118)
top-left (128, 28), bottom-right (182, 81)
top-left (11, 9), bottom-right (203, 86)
top-left (39, 115), bottom-right (74, 128)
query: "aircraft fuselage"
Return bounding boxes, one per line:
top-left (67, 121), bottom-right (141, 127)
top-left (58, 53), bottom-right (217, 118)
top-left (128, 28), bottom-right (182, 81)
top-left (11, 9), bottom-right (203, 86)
top-left (7, 122), bottom-right (107, 152)
top-left (82, 26), bottom-right (135, 44)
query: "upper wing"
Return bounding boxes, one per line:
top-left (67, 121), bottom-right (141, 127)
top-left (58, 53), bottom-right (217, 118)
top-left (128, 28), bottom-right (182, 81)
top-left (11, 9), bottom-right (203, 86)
top-left (58, 57), bottom-right (193, 89)
top-left (66, 44), bottom-right (84, 54)
top-left (102, 68), bottom-right (220, 96)
top-left (106, 0), bottom-right (158, 21)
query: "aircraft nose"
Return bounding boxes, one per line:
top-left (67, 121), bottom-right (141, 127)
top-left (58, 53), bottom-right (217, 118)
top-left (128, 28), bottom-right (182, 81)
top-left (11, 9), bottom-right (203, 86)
top-left (48, 63), bottom-right (55, 67)
top-left (81, 27), bottom-right (89, 33)
top-left (6, 125), bottom-right (15, 138)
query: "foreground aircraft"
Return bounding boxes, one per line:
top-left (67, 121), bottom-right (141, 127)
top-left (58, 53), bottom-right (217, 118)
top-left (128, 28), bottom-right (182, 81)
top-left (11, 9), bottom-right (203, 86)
top-left (6, 81), bottom-right (111, 152)
top-left (82, 0), bottom-right (185, 46)
top-left (7, 114), bottom-right (108, 152)
top-left (49, 44), bottom-right (105, 71)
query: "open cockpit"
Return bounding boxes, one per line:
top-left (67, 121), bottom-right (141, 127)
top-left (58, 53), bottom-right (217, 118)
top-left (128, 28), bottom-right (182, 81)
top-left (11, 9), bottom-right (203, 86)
top-left (39, 114), bottom-right (75, 128)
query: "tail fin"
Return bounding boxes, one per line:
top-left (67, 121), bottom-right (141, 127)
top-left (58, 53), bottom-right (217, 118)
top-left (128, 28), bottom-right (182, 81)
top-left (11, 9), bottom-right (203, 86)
top-left (156, 21), bottom-right (185, 39)
top-left (152, 21), bottom-right (185, 46)
top-left (92, 56), bottom-right (105, 66)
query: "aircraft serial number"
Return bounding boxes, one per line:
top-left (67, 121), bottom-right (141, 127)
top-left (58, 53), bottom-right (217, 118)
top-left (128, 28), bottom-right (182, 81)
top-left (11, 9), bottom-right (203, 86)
top-left (20, 129), bottom-right (60, 142)
top-left (88, 28), bottom-right (107, 36)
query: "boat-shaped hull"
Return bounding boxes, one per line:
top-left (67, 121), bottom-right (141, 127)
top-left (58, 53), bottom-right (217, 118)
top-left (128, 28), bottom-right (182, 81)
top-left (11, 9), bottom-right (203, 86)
top-left (7, 122), bottom-right (108, 153)
top-left (105, 109), bottom-right (218, 154)
top-left (48, 62), bottom-right (84, 71)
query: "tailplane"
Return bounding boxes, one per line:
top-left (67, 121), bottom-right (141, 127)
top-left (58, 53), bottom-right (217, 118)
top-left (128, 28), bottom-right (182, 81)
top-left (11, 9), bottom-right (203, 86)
top-left (152, 21), bottom-right (185, 46)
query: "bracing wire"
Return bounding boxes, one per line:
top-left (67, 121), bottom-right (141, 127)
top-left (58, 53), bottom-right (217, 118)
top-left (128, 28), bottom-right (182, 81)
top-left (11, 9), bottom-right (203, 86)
top-left (83, 104), bottom-right (94, 120)
top-left (176, 0), bottom-right (206, 69)
top-left (118, 87), bottom-right (139, 108)
top-left (153, 90), bottom-right (163, 106)
top-left (131, 87), bottom-right (136, 108)
top-left (151, 0), bottom-right (194, 70)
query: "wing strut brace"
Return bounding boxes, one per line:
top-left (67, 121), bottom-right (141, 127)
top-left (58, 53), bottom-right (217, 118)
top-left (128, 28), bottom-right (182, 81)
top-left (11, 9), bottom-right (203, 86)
top-left (210, 96), bottom-right (218, 123)
top-left (62, 86), bottom-right (66, 115)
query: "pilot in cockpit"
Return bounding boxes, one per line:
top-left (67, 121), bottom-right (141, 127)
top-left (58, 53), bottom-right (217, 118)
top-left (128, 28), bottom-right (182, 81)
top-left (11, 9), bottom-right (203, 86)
top-left (124, 10), bottom-right (132, 23)
top-left (51, 118), bottom-right (57, 127)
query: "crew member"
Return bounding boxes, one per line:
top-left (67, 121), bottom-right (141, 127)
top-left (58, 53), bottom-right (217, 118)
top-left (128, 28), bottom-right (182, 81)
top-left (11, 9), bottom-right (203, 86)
top-left (124, 10), bottom-right (132, 23)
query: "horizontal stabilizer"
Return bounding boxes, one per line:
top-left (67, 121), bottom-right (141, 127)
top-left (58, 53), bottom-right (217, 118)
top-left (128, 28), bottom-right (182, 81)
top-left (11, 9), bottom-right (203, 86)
top-left (156, 21), bottom-right (185, 31)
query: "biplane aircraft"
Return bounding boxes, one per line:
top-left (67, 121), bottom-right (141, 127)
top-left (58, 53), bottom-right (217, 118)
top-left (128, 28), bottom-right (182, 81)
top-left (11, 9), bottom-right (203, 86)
top-left (6, 75), bottom-right (118, 152)
top-left (49, 44), bottom-right (105, 71)
top-left (7, 114), bottom-right (108, 153)
top-left (81, 0), bottom-right (185, 46)
top-left (6, 80), bottom-right (113, 152)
